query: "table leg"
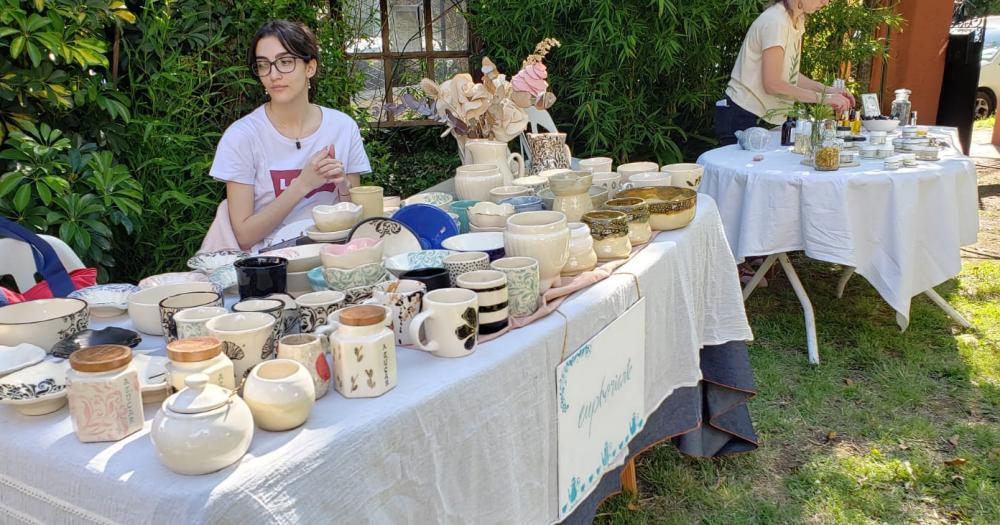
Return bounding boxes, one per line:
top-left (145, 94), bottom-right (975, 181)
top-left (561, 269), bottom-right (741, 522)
top-left (621, 457), bottom-right (639, 497)
top-left (923, 288), bottom-right (972, 328)
top-left (836, 266), bottom-right (856, 299)
top-left (776, 253), bottom-right (820, 365)
top-left (742, 254), bottom-right (778, 301)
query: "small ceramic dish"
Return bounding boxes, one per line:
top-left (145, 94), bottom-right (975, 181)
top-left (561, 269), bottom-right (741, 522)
top-left (187, 249), bottom-right (250, 273)
top-left (68, 284), bottom-right (140, 318)
top-left (50, 327), bottom-right (141, 359)
top-left (304, 224), bottom-right (351, 242)
top-left (0, 343), bottom-right (46, 376)
top-left (138, 272), bottom-right (211, 289)
top-left (312, 202), bottom-right (363, 233)
top-left (347, 217), bottom-right (422, 258)
top-left (391, 203), bottom-right (460, 249)
top-left (0, 359), bottom-right (70, 415)
top-left (321, 238), bottom-right (384, 270)
top-left (468, 202), bottom-right (516, 229)
top-left (384, 250), bottom-right (457, 277)
top-left (489, 185), bottom-right (532, 203)
top-left (261, 243), bottom-right (325, 273)
top-left (402, 192), bottom-right (454, 209)
top-left (538, 186), bottom-right (609, 211)
top-left (500, 195), bottom-right (545, 214)
top-left (441, 232), bottom-right (506, 261)
top-left (322, 262), bottom-right (390, 291)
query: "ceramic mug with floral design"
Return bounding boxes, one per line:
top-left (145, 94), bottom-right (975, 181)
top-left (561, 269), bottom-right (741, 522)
top-left (362, 280), bottom-right (426, 346)
top-left (408, 288), bottom-right (479, 358)
top-left (205, 312), bottom-right (278, 381)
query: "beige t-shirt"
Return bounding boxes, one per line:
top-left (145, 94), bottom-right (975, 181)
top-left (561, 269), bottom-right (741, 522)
top-left (725, 4), bottom-right (805, 125)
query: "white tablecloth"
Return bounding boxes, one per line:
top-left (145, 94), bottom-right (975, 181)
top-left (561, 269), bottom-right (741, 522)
top-left (0, 197), bottom-right (752, 525)
top-left (697, 129), bottom-right (979, 324)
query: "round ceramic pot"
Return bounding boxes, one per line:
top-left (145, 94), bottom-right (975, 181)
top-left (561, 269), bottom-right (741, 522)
top-left (604, 197), bottom-right (652, 245)
top-left (549, 172), bottom-right (594, 222)
top-left (455, 164), bottom-right (503, 202)
top-left (616, 187), bottom-right (697, 231)
top-left (504, 211), bottom-right (570, 293)
top-left (243, 359), bottom-right (316, 431)
top-left (0, 298), bottom-right (89, 352)
top-left (562, 222), bottom-right (598, 275)
top-left (582, 210), bottom-right (632, 260)
top-left (151, 373), bottom-right (253, 475)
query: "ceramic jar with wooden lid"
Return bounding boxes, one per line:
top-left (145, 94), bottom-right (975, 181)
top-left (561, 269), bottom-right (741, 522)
top-left (326, 305), bottom-right (397, 398)
top-left (67, 345), bottom-right (144, 443)
top-left (165, 336), bottom-right (236, 392)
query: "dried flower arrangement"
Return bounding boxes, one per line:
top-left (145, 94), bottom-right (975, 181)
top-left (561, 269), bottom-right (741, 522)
top-left (398, 38), bottom-right (561, 143)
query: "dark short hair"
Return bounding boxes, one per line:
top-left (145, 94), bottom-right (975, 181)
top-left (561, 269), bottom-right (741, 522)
top-left (247, 20), bottom-right (320, 96)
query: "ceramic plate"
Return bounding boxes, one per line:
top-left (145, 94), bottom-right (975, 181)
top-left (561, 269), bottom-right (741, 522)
top-left (304, 224), bottom-right (351, 242)
top-left (384, 250), bottom-right (456, 277)
top-left (0, 344), bottom-right (46, 376)
top-left (347, 217), bottom-right (422, 258)
top-left (402, 191), bottom-right (454, 209)
top-left (133, 353), bottom-right (169, 395)
top-left (50, 327), bottom-right (141, 359)
top-left (186, 249), bottom-right (250, 273)
top-left (391, 204), bottom-right (460, 249)
top-left (68, 283), bottom-right (140, 317)
top-left (138, 272), bottom-right (212, 289)
top-left (0, 359), bottom-right (70, 414)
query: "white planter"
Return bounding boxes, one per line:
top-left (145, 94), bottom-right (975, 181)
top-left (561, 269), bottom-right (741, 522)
top-left (504, 211), bottom-right (570, 292)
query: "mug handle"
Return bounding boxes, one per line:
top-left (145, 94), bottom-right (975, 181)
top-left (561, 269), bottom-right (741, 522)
top-left (621, 182), bottom-right (635, 190)
top-left (508, 152), bottom-right (524, 178)
top-left (314, 321), bottom-right (339, 353)
top-left (407, 310), bottom-right (439, 353)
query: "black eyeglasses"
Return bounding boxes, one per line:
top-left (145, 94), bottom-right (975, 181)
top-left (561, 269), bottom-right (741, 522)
top-left (253, 55), bottom-right (305, 77)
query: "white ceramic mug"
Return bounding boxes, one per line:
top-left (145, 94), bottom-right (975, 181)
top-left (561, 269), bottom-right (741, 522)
top-left (621, 171), bottom-right (671, 189)
top-left (578, 157), bottom-right (613, 173)
top-left (408, 288), bottom-right (479, 358)
top-left (490, 257), bottom-right (541, 318)
top-left (206, 312), bottom-right (278, 381)
top-left (617, 161), bottom-right (659, 183)
top-left (277, 334), bottom-right (330, 400)
top-left (158, 291), bottom-right (223, 343)
top-left (174, 306), bottom-right (228, 339)
top-left (660, 163), bottom-right (704, 190)
top-left (362, 280), bottom-right (426, 346)
top-left (296, 290), bottom-right (346, 333)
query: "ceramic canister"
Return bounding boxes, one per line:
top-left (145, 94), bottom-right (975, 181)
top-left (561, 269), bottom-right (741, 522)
top-left (325, 305), bottom-right (397, 398)
top-left (295, 290), bottom-right (346, 333)
top-left (363, 279), bottom-right (427, 346)
top-left (408, 288), bottom-right (479, 358)
top-left (165, 336), bottom-right (236, 392)
top-left (582, 210), bottom-right (632, 260)
top-left (490, 257), bottom-right (541, 318)
top-left (205, 312), bottom-right (279, 381)
top-left (277, 334), bottom-right (330, 400)
top-left (457, 270), bottom-right (509, 335)
top-left (67, 345), bottom-right (144, 443)
top-left (603, 197), bottom-right (652, 245)
top-left (243, 359), bottom-right (316, 431)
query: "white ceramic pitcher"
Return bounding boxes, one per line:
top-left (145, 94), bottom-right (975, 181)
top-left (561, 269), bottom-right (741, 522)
top-left (466, 139), bottom-right (524, 186)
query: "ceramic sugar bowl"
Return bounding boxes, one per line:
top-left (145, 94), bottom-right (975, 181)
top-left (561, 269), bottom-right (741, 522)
top-left (151, 373), bottom-right (254, 475)
top-left (243, 359), bottom-right (315, 431)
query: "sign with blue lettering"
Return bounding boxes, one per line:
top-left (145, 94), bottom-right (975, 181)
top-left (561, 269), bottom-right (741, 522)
top-left (556, 298), bottom-right (646, 519)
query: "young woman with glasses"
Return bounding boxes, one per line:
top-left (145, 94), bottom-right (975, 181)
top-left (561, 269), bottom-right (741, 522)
top-left (206, 20), bottom-right (370, 252)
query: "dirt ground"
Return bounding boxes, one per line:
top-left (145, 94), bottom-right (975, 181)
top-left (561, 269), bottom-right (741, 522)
top-left (967, 129), bottom-right (1000, 260)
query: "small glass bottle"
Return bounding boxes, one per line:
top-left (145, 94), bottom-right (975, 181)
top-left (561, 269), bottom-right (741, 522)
top-left (781, 115), bottom-right (796, 146)
top-left (67, 345), bottom-right (144, 443)
top-left (850, 109), bottom-right (862, 135)
top-left (166, 336), bottom-right (236, 392)
top-left (890, 88), bottom-right (912, 125)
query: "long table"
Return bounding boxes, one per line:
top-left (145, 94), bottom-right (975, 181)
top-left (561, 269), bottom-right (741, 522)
top-left (0, 196), bottom-right (753, 524)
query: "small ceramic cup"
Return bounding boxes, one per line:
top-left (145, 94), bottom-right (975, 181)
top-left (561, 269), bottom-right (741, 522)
top-left (173, 306), bottom-right (229, 340)
top-left (448, 199), bottom-right (480, 234)
top-left (591, 172), bottom-right (623, 199)
top-left (603, 197), bottom-right (652, 245)
top-left (490, 257), bottom-right (540, 318)
top-left (582, 210), bottom-right (633, 260)
top-left (456, 270), bottom-right (508, 335)
top-left (578, 157), bottom-right (613, 174)
top-left (617, 161), bottom-right (659, 182)
top-left (243, 359), bottom-right (315, 431)
top-left (363, 279), bottom-right (427, 346)
top-left (205, 312), bottom-right (278, 381)
top-left (489, 185), bottom-right (532, 203)
top-left (232, 298), bottom-right (287, 344)
top-left (295, 290), bottom-right (346, 333)
top-left (622, 171), bottom-right (671, 189)
top-left (277, 333), bottom-right (330, 400)
top-left (158, 291), bottom-right (224, 343)
top-left (500, 195), bottom-right (545, 214)
top-left (443, 251), bottom-right (491, 287)
top-left (399, 267), bottom-right (450, 291)
top-left (234, 256), bottom-right (288, 300)
top-left (350, 185), bottom-right (384, 220)
top-left (408, 288), bottom-right (479, 358)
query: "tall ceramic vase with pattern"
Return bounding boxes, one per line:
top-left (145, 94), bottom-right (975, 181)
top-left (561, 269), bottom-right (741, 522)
top-left (466, 139), bottom-right (524, 186)
top-left (526, 133), bottom-right (572, 176)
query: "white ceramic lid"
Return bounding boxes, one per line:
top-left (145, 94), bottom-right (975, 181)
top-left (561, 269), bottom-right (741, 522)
top-left (166, 373), bottom-right (231, 414)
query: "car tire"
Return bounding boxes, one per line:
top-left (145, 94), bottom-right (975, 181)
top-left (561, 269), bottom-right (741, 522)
top-left (976, 89), bottom-right (995, 118)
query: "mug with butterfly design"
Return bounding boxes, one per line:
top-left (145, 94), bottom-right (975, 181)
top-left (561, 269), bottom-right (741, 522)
top-left (205, 312), bottom-right (279, 381)
top-left (408, 288), bottom-right (479, 358)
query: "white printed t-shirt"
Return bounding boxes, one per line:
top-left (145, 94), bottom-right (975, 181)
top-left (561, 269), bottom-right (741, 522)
top-left (209, 104), bottom-right (371, 251)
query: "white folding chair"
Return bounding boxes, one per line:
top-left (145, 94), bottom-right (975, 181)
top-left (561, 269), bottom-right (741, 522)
top-left (0, 235), bottom-right (85, 292)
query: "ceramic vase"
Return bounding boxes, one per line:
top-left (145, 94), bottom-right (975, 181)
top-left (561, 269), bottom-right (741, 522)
top-left (466, 139), bottom-right (524, 186)
top-left (504, 211), bottom-right (570, 293)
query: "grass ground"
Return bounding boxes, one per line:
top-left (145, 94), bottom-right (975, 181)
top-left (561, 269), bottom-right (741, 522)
top-left (594, 166), bottom-right (1000, 524)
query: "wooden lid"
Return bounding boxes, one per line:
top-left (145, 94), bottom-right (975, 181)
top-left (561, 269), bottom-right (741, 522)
top-left (69, 345), bottom-right (133, 373)
top-left (339, 305), bottom-right (385, 326)
top-left (166, 337), bottom-right (223, 362)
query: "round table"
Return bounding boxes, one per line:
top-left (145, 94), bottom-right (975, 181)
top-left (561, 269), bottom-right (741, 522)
top-left (697, 128), bottom-right (979, 363)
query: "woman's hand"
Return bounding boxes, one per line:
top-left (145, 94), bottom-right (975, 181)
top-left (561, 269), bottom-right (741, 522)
top-left (828, 86), bottom-right (856, 107)
top-left (293, 145), bottom-right (345, 194)
top-left (825, 93), bottom-right (852, 114)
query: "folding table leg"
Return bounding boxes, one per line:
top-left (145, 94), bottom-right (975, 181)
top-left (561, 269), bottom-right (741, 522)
top-left (836, 266), bottom-right (855, 299)
top-left (742, 254), bottom-right (778, 301)
top-left (776, 253), bottom-right (820, 365)
top-left (923, 288), bottom-right (972, 328)
top-left (621, 457), bottom-right (638, 498)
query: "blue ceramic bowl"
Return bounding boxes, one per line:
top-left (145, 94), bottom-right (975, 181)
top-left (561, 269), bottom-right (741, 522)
top-left (500, 196), bottom-right (544, 214)
top-left (307, 267), bottom-right (328, 292)
top-left (448, 199), bottom-right (480, 233)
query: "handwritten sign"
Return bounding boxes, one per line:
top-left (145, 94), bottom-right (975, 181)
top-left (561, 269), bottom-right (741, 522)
top-left (556, 298), bottom-right (646, 519)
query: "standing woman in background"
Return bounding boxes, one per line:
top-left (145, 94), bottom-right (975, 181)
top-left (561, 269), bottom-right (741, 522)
top-left (715, 0), bottom-right (854, 146)
top-left (201, 20), bottom-right (371, 253)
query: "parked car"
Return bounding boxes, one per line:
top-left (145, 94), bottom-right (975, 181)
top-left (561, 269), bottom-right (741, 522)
top-left (974, 16), bottom-right (1000, 117)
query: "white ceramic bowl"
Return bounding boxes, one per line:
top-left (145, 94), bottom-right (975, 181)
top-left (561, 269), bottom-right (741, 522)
top-left (384, 250), bottom-right (456, 277)
top-left (128, 282), bottom-right (217, 336)
top-left (312, 202), bottom-right (363, 233)
top-left (441, 232), bottom-right (506, 261)
top-left (861, 119), bottom-right (900, 133)
top-left (187, 249), bottom-right (249, 273)
top-left (0, 298), bottom-right (89, 352)
top-left (468, 201), bottom-right (516, 228)
top-left (261, 243), bottom-right (325, 273)
top-left (322, 262), bottom-right (390, 291)
top-left (138, 271), bottom-right (212, 289)
top-left (660, 163), bottom-right (704, 190)
top-left (402, 192), bottom-right (454, 209)
top-left (320, 238), bottom-right (384, 270)
top-left (489, 185), bottom-right (532, 203)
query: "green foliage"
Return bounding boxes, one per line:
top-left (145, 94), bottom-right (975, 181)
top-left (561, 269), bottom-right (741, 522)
top-left (362, 126), bottom-right (460, 198)
top-left (0, 0), bottom-right (139, 280)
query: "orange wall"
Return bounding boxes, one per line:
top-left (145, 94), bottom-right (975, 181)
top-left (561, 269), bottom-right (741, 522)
top-left (869, 0), bottom-right (952, 123)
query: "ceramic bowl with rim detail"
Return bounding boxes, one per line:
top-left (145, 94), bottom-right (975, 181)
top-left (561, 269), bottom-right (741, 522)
top-left (384, 250), bottom-right (456, 278)
top-left (69, 283), bottom-right (140, 318)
